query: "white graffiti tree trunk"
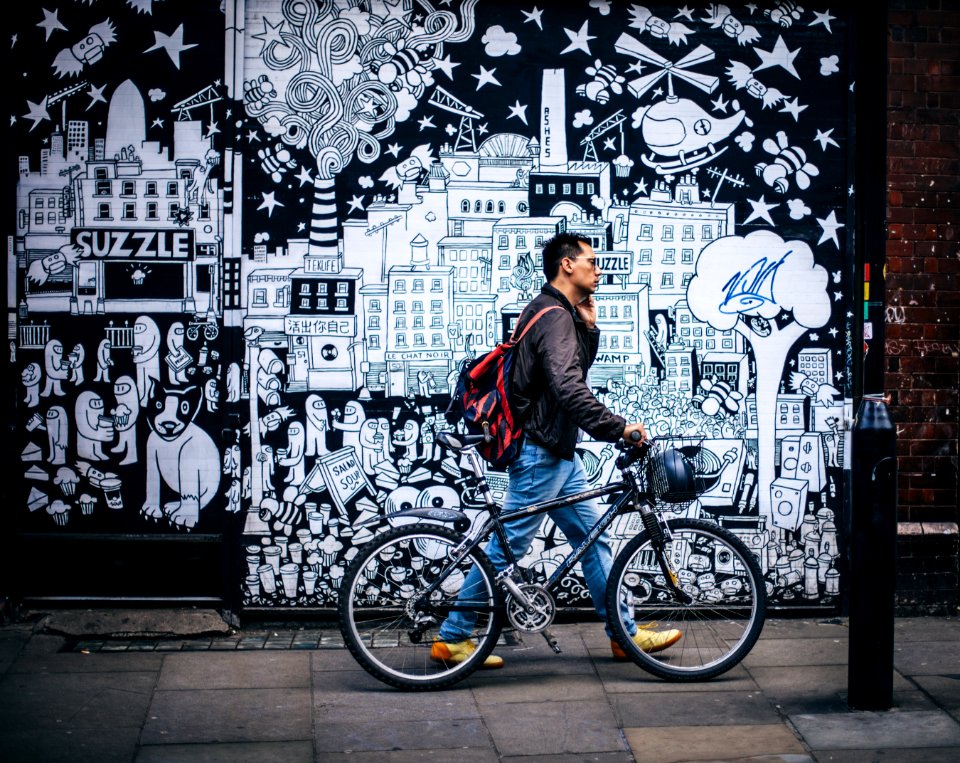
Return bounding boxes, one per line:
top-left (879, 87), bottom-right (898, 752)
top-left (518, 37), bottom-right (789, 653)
top-left (687, 230), bottom-right (831, 522)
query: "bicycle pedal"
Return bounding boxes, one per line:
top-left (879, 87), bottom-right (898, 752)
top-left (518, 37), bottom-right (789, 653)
top-left (541, 628), bottom-right (562, 654)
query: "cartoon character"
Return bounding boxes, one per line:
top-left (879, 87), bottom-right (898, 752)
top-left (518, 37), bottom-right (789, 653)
top-left (68, 343), bottom-right (85, 385)
top-left (46, 406), bottom-right (69, 465)
top-left (110, 375), bottom-right (139, 465)
top-left (94, 339), bottom-right (113, 383)
top-left (22, 363), bottom-right (42, 408)
top-left (391, 416), bottom-right (420, 476)
top-left (52, 20), bottom-right (117, 78)
top-left (41, 340), bottom-right (69, 397)
top-left (755, 132), bottom-right (820, 193)
top-left (75, 391), bottom-right (113, 461)
top-left (133, 316), bottom-right (161, 406)
top-left (702, 5), bottom-right (761, 45)
top-left (142, 383), bottom-right (219, 529)
top-left (226, 362), bottom-right (242, 403)
top-left (166, 322), bottom-right (189, 384)
top-left (278, 421), bottom-right (306, 485)
top-left (332, 400), bottom-right (366, 454)
top-left (358, 418), bottom-right (386, 476)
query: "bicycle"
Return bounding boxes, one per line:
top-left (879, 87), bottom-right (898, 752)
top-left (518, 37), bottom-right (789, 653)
top-left (337, 431), bottom-right (767, 690)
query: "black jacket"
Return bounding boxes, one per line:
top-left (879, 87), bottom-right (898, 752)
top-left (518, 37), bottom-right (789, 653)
top-left (510, 284), bottom-right (626, 460)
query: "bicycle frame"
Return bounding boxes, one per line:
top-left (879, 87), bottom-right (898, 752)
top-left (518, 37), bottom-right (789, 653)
top-left (410, 444), bottom-right (654, 613)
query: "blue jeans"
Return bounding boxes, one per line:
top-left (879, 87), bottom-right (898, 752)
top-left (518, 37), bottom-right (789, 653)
top-left (438, 439), bottom-right (636, 641)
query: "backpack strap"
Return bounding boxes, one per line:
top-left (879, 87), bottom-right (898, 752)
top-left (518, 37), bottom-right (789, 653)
top-left (508, 305), bottom-right (563, 345)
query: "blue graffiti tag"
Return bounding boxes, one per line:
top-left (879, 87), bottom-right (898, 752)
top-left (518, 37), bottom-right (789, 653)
top-left (719, 250), bottom-right (793, 313)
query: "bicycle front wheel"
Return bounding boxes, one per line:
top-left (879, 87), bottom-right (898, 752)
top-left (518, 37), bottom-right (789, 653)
top-left (337, 524), bottom-right (503, 690)
top-left (606, 518), bottom-right (766, 681)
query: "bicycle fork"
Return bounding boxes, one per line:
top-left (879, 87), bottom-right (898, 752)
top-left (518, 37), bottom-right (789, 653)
top-left (636, 500), bottom-right (693, 605)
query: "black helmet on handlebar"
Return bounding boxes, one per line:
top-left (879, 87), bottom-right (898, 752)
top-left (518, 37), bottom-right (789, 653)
top-left (648, 447), bottom-right (698, 503)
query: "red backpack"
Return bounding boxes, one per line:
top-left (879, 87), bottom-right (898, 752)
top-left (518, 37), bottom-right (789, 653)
top-left (445, 306), bottom-right (562, 468)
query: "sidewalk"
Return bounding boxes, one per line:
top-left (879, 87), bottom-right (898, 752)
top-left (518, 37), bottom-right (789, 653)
top-left (1, 614), bottom-right (959, 762)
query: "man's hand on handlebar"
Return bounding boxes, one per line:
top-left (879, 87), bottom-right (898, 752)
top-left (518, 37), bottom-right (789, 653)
top-left (622, 423), bottom-right (648, 447)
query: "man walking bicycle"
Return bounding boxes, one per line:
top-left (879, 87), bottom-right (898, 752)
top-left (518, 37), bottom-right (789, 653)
top-left (432, 233), bottom-right (682, 668)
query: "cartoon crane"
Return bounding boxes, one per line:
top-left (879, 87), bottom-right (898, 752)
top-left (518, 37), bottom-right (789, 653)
top-left (429, 85), bottom-right (484, 153)
top-left (172, 84), bottom-right (222, 123)
top-left (48, 81), bottom-right (89, 131)
top-left (579, 109), bottom-right (626, 163)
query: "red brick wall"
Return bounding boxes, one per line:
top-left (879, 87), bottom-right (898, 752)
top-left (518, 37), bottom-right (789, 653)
top-left (886, 1), bottom-right (959, 609)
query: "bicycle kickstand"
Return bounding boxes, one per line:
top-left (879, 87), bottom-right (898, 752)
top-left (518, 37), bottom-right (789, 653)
top-left (540, 627), bottom-right (562, 654)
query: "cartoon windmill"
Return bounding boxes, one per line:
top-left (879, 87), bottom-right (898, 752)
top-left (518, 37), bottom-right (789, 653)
top-left (614, 34), bottom-right (747, 175)
top-left (429, 85), bottom-right (484, 153)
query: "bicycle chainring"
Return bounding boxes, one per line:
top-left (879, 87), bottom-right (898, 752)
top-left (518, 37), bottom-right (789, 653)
top-left (506, 584), bottom-right (556, 632)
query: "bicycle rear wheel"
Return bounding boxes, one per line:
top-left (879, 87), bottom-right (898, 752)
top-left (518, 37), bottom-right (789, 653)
top-left (337, 524), bottom-right (503, 690)
top-left (606, 517), bottom-right (766, 681)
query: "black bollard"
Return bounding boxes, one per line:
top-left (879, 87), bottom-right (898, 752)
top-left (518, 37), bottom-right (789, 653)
top-left (847, 394), bottom-right (897, 710)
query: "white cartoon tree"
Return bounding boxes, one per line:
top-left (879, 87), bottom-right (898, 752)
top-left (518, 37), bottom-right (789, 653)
top-left (687, 230), bottom-right (831, 522)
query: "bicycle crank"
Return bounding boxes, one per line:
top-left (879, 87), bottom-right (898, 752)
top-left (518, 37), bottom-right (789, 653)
top-left (505, 583), bottom-right (556, 632)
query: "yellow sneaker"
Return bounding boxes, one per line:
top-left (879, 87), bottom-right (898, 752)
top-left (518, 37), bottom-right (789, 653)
top-left (430, 638), bottom-right (504, 669)
top-left (611, 628), bottom-right (682, 660)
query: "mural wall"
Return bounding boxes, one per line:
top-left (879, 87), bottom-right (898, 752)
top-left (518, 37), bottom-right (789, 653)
top-left (8, 0), bottom-right (854, 609)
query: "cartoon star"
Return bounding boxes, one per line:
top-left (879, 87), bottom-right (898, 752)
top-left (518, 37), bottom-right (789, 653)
top-left (507, 100), bottom-right (528, 125)
top-left (257, 191), bottom-right (284, 217)
top-left (561, 20), bottom-right (595, 56)
top-left (144, 24), bottom-right (197, 69)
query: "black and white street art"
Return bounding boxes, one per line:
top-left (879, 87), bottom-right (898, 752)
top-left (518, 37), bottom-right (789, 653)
top-left (9, 1), bottom-right (853, 610)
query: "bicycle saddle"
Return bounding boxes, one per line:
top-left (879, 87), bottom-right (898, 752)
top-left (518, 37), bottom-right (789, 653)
top-left (436, 431), bottom-right (487, 451)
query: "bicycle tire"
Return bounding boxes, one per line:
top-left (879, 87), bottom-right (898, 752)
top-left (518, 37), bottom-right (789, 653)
top-left (337, 524), bottom-right (503, 690)
top-left (605, 517), bottom-right (766, 681)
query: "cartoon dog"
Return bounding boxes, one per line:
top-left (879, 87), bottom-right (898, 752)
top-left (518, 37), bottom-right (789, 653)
top-left (143, 382), bottom-right (219, 529)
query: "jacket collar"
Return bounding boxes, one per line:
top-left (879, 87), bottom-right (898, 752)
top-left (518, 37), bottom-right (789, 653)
top-left (541, 283), bottom-right (575, 312)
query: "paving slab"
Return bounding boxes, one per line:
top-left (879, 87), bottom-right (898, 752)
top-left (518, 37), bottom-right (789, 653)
top-left (157, 650), bottom-right (310, 689)
top-left (742, 637), bottom-right (848, 667)
top-left (747, 665), bottom-right (914, 714)
top-left (595, 659), bottom-right (756, 694)
top-left (471, 671), bottom-right (607, 704)
top-left (38, 608), bottom-right (231, 638)
top-left (0, 670), bottom-right (155, 731)
top-left (9, 651), bottom-right (164, 673)
top-left (501, 754), bottom-right (634, 763)
top-left (893, 617), bottom-right (960, 641)
top-left (757, 619), bottom-right (848, 639)
top-left (610, 689), bottom-right (780, 728)
top-left (624, 723), bottom-right (808, 763)
top-left (141, 687), bottom-right (312, 744)
top-left (482, 699), bottom-right (628, 757)
top-left (912, 673), bottom-right (960, 715)
top-left (314, 673), bottom-right (481, 722)
top-left (894, 640), bottom-right (960, 675)
top-left (317, 749), bottom-right (499, 762)
top-left (311, 648), bottom-right (366, 672)
top-left (0, 726), bottom-right (140, 763)
top-left (790, 709), bottom-right (960, 750)
top-left (314, 718), bottom-right (491, 753)
top-left (813, 747), bottom-right (960, 762)
top-left (136, 740), bottom-right (314, 762)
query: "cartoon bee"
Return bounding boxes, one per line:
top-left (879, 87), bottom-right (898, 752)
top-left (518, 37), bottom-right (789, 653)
top-left (576, 60), bottom-right (626, 105)
top-left (373, 39), bottom-right (435, 92)
top-left (755, 131), bottom-right (820, 193)
top-left (766, 1), bottom-right (804, 28)
top-left (258, 143), bottom-right (297, 183)
top-left (694, 378), bottom-right (743, 417)
top-left (258, 493), bottom-right (304, 536)
top-left (243, 75), bottom-right (277, 117)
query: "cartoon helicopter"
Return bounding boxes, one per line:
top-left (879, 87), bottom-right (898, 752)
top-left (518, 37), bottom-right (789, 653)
top-left (615, 34), bottom-right (748, 175)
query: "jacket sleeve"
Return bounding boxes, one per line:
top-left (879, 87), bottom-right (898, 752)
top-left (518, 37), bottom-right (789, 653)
top-left (534, 310), bottom-right (626, 443)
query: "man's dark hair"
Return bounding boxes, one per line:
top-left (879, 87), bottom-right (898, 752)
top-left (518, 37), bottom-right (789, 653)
top-left (542, 233), bottom-right (591, 281)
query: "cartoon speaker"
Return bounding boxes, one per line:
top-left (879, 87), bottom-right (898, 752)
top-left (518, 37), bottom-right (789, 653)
top-left (770, 477), bottom-right (808, 532)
